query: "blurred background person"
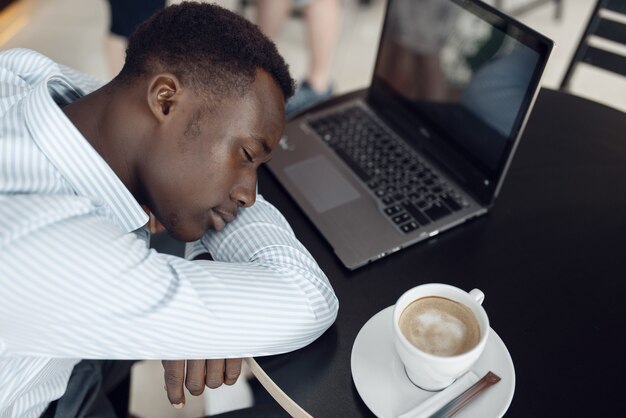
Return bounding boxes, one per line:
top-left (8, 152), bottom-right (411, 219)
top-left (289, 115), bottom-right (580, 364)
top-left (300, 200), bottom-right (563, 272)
top-left (255, 0), bottom-right (342, 117)
top-left (105, 0), bottom-right (166, 78)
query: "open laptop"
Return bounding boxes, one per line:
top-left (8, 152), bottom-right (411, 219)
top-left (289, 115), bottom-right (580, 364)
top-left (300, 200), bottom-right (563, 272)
top-left (267, 0), bottom-right (553, 269)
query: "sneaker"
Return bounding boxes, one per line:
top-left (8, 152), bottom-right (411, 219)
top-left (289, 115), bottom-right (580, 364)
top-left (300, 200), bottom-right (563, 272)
top-left (285, 80), bottom-right (334, 118)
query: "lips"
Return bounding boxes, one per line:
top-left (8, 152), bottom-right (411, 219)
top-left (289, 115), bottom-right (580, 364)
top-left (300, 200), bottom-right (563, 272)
top-left (210, 208), bottom-right (236, 231)
top-left (215, 209), bottom-right (236, 223)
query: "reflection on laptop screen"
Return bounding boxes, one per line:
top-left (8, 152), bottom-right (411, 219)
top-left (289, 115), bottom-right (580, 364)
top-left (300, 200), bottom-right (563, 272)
top-left (374, 0), bottom-right (541, 173)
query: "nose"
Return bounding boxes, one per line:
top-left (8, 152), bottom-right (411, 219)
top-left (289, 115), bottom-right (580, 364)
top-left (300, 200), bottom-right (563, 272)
top-left (231, 173), bottom-right (257, 208)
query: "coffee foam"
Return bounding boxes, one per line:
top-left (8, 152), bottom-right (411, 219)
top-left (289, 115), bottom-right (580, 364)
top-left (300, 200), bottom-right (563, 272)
top-left (399, 296), bottom-right (480, 357)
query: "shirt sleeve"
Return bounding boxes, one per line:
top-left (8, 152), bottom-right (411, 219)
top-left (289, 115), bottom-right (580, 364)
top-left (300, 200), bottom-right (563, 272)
top-left (0, 193), bottom-right (339, 360)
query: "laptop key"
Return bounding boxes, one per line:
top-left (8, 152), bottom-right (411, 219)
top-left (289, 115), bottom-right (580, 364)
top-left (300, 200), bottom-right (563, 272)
top-left (424, 202), bottom-right (452, 221)
top-left (392, 213), bottom-right (411, 224)
top-left (441, 193), bottom-right (462, 211)
top-left (401, 221), bottom-right (419, 233)
top-left (384, 205), bottom-right (402, 216)
top-left (402, 202), bottom-right (430, 226)
top-left (332, 147), bottom-right (371, 182)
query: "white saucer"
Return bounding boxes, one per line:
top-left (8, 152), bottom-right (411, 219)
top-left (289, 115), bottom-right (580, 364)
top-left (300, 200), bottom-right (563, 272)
top-left (351, 306), bottom-right (515, 418)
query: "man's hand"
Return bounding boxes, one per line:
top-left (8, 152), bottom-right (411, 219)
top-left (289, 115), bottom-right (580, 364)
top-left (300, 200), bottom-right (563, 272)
top-left (141, 205), bottom-right (165, 234)
top-left (162, 359), bottom-right (243, 408)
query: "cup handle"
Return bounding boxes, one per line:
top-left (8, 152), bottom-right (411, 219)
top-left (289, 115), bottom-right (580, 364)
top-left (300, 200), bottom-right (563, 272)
top-left (469, 288), bottom-right (485, 305)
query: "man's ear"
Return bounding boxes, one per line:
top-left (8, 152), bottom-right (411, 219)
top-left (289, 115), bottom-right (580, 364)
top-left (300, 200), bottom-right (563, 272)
top-left (147, 74), bottom-right (181, 122)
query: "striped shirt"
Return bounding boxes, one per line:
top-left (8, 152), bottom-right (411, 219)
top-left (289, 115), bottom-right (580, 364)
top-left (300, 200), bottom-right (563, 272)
top-left (0, 48), bottom-right (339, 418)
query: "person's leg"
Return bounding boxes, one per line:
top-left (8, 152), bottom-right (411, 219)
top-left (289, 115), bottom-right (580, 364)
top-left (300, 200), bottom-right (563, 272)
top-left (41, 360), bottom-right (135, 418)
top-left (255, 0), bottom-right (292, 39)
top-left (105, 0), bottom-right (166, 79)
top-left (302, 0), bottom-right (341, 93)
top-left (284, 0), bottom-right (341, 117)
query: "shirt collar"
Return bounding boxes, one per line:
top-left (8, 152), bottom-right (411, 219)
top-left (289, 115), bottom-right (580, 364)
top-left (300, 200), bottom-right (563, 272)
top-left (23, 74), bottom-right (149, 233)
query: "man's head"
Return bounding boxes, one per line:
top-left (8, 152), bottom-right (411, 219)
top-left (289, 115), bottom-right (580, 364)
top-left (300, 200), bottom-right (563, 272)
top-left (111, 2), bottom-right (295, 241)
top-left (117, 1), bottom-right (294, 104)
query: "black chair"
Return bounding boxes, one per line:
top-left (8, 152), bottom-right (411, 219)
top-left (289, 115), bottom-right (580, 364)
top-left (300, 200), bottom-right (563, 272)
top-left (560, 0), bottom-right (626, 90)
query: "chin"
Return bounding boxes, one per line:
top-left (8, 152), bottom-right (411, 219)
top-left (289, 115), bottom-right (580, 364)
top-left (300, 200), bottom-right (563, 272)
top-left (161, 212), bottom-right (205, 242)
top-left (168, 226), bottom-right (205, 242)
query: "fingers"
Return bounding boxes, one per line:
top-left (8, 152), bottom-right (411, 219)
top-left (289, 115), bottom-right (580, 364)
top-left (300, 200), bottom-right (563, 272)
top-left (204, 358), bottom-right (243, 389)
top-left (162, 360), bottom-right (186, 408)
top-left (141, 206), bottom-right (165, 234)
top-left (185, 360), bottom-right (206, 396)
top-left (163, 358), bottom-right (244, 407)
top-left (224, 358), bottom-right (243, 385)
top-left (205, 359), bottom-right (225, 389)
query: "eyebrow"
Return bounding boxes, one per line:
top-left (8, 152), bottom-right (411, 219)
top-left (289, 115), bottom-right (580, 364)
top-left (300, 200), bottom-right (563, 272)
top-left (252, 135), bottom-right (272, 156)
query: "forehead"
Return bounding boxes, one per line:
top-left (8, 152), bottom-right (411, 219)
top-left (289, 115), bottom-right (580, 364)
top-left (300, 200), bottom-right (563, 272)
top-left (203, 69), bottom-right (285, 148)
top-left (246, 69), bottom-right (286, 142)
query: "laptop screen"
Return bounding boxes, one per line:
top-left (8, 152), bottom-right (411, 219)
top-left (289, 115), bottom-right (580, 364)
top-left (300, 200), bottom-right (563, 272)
top-left (369, 0), bottom-right (552, 203)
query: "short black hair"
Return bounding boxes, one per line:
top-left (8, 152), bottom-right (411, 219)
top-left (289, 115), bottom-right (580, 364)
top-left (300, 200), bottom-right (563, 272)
top-left (117, 1), bottom-right (295, 101)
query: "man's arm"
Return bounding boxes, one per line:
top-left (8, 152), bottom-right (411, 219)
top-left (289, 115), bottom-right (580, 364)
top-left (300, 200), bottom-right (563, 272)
top-left (162, 253), bottom-right (240, 407)
top-left (0, 193), bottom-right (338, 359)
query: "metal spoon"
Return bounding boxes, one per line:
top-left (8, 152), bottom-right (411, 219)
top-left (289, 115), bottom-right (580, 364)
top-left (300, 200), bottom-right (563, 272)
top-left (428, 371), bottom-right (501, 418)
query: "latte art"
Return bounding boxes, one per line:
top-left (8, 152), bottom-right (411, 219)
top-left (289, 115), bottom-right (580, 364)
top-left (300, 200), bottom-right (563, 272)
top-left (399, 296), bottom-right (480, 356)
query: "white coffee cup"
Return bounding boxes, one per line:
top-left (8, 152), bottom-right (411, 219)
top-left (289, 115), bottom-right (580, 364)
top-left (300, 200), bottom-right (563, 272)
top-left (392, 283), bottom-right (490, 391)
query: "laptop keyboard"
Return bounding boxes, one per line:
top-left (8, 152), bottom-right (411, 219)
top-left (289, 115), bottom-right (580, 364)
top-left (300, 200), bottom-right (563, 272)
top-left (308, 106), bottom-right (467, 234)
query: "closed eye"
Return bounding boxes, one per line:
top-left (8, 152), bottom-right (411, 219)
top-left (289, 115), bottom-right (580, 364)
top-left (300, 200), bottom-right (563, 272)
top-left (242, 147), bottom-right (254, 163)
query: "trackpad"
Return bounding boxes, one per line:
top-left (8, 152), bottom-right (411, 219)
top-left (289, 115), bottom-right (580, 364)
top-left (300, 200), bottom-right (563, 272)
top-left (284, 155), bottom-right (360, 213)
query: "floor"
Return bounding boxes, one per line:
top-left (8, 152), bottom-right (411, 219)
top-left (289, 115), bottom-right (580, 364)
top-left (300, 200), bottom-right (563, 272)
top-left (0, 0), bottom-right (623, 417)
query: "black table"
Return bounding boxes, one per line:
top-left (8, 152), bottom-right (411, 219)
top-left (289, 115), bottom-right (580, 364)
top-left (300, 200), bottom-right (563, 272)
top-left (254, 88), bottom-right (626, 417)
